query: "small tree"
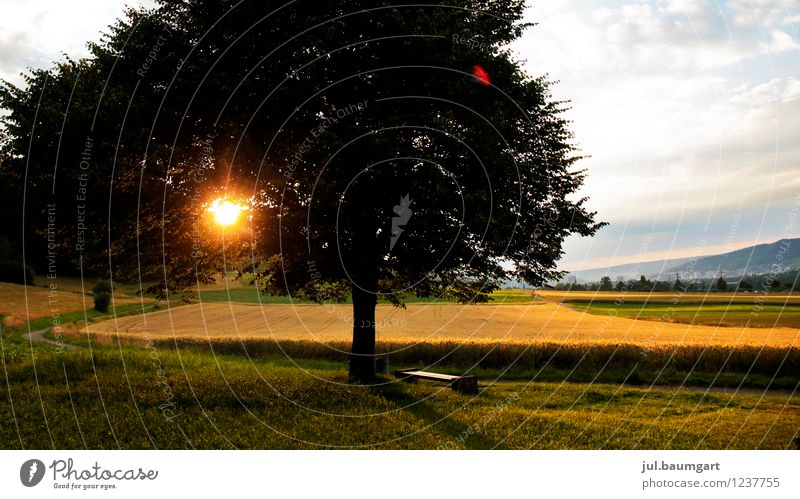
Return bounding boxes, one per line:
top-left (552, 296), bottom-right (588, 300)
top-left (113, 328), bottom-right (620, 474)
top-left (94, 292), bottom-right (111, 313)
top-left (716, 276), bottom-right (728, 291)
top-left (93, 279), bottom-right (113, 312)
top-left (92, 279), bottom-right (113, 296)
top-left (673, 276), bottom-right (683, 291)
top-left (599, 276), bottom-right (613, 291)
top-left (653, 280), bottom-right (671, 292)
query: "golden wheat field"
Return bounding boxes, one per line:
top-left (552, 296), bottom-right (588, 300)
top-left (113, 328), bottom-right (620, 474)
top-left (82, 300), bottom-right (800, 347)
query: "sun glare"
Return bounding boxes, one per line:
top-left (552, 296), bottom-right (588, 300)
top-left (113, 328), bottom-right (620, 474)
top-left (208, 198), bottom-right (244, 227)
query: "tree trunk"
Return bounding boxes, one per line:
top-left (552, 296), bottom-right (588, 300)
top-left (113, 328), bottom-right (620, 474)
top-left (348, 216), bottom-right (379, 382)
top-left (349, 281), bottom-right (377, 381)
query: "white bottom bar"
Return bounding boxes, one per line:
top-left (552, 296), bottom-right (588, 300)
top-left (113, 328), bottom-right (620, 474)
top-left (1, 450), bottom-right (798, 498)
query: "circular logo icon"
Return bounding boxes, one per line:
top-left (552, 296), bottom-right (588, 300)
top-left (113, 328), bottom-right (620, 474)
top-left (20, 459), bottom-right (45, 487)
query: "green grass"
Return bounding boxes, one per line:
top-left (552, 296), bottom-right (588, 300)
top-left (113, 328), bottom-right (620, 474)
top-left (2, 291), bottom-right (798, 450)
top-left (570, 302), bottom-right (800, 328)
top-left (486, 288), bottom-right (539, 303)
top-left (1, 344), bottom-right (798, 449)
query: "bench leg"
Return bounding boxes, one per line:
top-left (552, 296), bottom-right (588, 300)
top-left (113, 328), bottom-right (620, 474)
top-left (451, 376), bottom-right (478, 394)
top-left (396, 373), bottom-right (417, 384)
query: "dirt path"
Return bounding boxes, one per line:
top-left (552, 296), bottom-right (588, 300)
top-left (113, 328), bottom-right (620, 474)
top-left (537, 295), bottom-right (585, 314)
top-left (22, 328), bottom-right (78, 350)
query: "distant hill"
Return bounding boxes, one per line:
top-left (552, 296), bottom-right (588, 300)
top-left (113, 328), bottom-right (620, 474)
top-left (563, 238), bottom-right (800, 283)
top-left (666, 238), bottom-right (800, 277)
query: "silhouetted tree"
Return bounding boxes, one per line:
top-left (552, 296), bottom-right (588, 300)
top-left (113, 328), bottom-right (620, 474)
top-left (0, 0), bottom-right (605, 381)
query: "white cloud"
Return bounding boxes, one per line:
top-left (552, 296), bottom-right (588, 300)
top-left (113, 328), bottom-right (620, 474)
top-left (660, 0), bottom-right (705, 15)
top-left (514, 1), bottom-right (800, 267)
top-left (0, 0), bottom-right (155, 85)
top-left (730, 0), bottom-right (800, 29)
top-left (760, 29), bottom-right (800, 52)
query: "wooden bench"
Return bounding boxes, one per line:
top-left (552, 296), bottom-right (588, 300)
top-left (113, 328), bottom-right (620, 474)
top-left (394, 368), bottom-right (478, 394)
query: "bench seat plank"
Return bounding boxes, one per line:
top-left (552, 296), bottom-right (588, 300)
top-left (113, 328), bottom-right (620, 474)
top-left (394, 369), bottom-right (478, 394)
top-left (400, 370), bottom-right (459, 382)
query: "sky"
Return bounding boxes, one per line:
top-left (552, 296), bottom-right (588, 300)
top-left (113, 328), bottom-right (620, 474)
top-left (1, 0), bottom-right (798, 272)
top-left (513, 0), bottom-right (800, 270)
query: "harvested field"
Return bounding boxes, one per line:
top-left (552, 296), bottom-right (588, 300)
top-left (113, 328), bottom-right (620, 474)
top-left (0, 282), bottom-right (151, 328)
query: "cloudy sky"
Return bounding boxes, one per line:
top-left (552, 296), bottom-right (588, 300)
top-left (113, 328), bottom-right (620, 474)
top-left (2, 0), bottom-right (798, 271)
top-left (514, 0), bottom-right (800, 270)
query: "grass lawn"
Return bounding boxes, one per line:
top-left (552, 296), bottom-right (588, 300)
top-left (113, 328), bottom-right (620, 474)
top-left (538, 290), bottom-right (800, 328)
top-left (1, 343), bottom-right (798, 449)
top-left (2, 284), bottom-right (798, 450)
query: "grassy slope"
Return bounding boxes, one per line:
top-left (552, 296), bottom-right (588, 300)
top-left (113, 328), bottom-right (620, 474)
top-left (1, 345), bottom-right (798, 449)
top-left (539, 290), bottom-right (800, 328)
top-left (571, 302), bottom-right (800, 328)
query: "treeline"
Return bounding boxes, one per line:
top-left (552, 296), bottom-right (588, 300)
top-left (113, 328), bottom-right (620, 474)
top-left (554, 270), bottom-right (800, 293)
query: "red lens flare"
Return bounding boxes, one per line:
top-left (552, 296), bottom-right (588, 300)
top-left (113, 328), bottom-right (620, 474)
top-left (472, 65), bottom-right (490, 86)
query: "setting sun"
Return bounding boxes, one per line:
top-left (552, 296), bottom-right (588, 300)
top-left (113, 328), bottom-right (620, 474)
top-left (208, 198), bottom-right (244, 227)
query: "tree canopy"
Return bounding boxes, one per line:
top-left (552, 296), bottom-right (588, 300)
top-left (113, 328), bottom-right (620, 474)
top-left (1, 0), bottom-right (605, 379)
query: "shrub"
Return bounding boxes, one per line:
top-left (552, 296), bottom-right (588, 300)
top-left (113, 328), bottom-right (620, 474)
top-left (94, 292), bottom-right (111, 313)
top-left (92, 279), bottom-right (113, 296)
top-left (0, 260), bottom-right (35, 285)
